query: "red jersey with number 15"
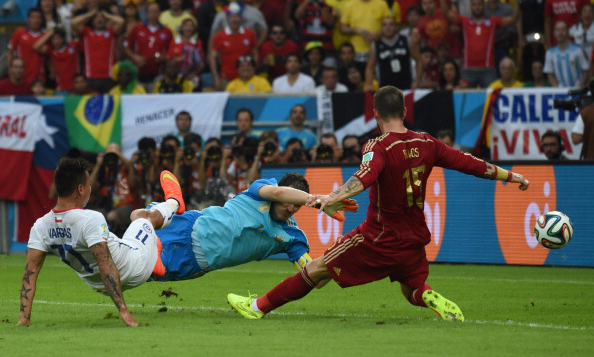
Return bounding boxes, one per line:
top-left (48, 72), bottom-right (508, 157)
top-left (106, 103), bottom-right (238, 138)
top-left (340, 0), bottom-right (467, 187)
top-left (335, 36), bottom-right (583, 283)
top-left (353, 131), bottom-right (487, 250)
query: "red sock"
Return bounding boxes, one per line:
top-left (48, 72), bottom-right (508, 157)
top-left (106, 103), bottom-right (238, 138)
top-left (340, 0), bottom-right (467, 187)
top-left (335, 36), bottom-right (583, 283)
top-left (257, 268), bottom-right (316, 314)
top-left (408, 283), bottom-right (432, 308)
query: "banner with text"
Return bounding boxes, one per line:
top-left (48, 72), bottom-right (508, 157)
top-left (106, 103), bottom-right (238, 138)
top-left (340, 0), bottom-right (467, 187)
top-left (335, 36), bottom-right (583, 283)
top-left (490, 88), bottom-right (582, 160)
top-left (121, 93), bottom-right (229, 158)
top-left (0, 102), bottom-right (42, 201)
top-left (263, 165), bottom-right (594, 267)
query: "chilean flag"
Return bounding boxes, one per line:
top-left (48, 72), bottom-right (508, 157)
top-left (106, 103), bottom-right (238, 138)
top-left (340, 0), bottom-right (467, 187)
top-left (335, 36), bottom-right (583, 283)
top-left (0, 101), bottom-right (41, 201)
top-left (11, 97), bottom-right (70, 242)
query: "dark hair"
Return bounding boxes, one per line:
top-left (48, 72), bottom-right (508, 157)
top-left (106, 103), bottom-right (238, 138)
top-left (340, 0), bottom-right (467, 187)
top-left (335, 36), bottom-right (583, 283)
top-left (286, 53), bottom-right (301, 64)
top-left (406, 5), bottom-right (424, 16)
top-left (259, 130), bottom-right (279, 143)
top-left (374, 86), bottom-right (405, 119)
top-left (176, 110), bottom-right (192, 122)
top-left (339, 42), bottom-right (354, 52)
top-left (162, 134), bottom-right (181, 147)
top-left (286, 137), bottom-right (304, 148)
top-left (420, 47), bottom-right (436, 55)
top-left (138, 137), bottom-right (157, 151)
top-left (439, 59), bottom-right (461, 89)
top-left (74, 72), bottom-right (87, 81)
top-left (437, 129), bottom-right (454, 142)
top-left (184, 133), bottom-right (203, 148)
top-left (291, 104), bottom-right (306, 115)
top-left (342, 134), bottom-right (359, 147)
top-left (278, 172), bottom-right (309, 193)
top-left (205, 137), bottom-right (222, 146)
top-left (236, 107), bottom-right (254, 121)
top-left (52, 27), bottom-right (66, 39)
top-left (322, 67), bottom-right (338, 75)
top-left (28, 7), bottom-right (43, 18)
top-left (541, 131), bottom-right (564, 146)
top-left (321, 133), bottom-right (338, 143)
top-left (54, 158), bottom-right (90, 197)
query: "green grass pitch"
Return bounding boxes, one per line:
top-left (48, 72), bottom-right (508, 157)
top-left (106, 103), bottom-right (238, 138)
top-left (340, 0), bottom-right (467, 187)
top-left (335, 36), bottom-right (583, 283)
top-left (1, 254), bottom-right (593, 356)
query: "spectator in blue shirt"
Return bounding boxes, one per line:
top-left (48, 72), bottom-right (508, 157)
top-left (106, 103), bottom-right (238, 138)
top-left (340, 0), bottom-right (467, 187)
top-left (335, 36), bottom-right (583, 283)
top-left (276, 104), bottom-right (318, 151)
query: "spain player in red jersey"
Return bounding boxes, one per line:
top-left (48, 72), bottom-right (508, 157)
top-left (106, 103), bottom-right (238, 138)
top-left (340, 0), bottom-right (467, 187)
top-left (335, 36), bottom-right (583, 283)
top-left (228, 86), bottom-right (530, 322)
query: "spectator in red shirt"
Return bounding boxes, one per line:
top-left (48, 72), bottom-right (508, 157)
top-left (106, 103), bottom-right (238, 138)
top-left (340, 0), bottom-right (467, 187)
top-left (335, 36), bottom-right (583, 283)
top-left (71, 8), bottom-right (124, 93)
top-left (7, 8), bottom-right (46, 85)
top-left (0, 58), bottom-right (32, 96)
top-left (209, 3), bottom-right (258, 90)
top-left (418, 0), bottom-right (462, 60)
top-left (167, 18), bottom-right (205, 91)
top-left (124, 2), bottom-right (173, 88)
top-left (33, 28), bottom-right (80, 92)
top-left (441, 0), bottom-right (518, 88)
top-left (260, 24), bottom-right (300, 81)
top-left (545, 0), bottom-right (590, 48)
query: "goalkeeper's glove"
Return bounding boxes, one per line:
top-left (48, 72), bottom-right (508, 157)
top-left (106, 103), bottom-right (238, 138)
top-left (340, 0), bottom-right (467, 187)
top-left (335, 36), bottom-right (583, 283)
top-left (322, 199), bottom-right (359, 222)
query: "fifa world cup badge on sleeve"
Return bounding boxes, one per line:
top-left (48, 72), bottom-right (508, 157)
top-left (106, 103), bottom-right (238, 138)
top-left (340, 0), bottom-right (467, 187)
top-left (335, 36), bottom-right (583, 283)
top-left (100, 223), bottom-right (109, 240)
top-left (362, 152), bottom-right (374, 163)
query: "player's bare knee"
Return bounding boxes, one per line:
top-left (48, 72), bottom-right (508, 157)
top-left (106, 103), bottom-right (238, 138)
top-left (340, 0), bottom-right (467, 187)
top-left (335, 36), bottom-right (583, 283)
top-left (130, 209), bottom-right (149, 222)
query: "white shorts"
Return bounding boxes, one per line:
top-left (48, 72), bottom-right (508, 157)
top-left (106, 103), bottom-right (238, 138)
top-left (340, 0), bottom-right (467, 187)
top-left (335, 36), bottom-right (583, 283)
top-left (109, 218), bottom-right (159, 291)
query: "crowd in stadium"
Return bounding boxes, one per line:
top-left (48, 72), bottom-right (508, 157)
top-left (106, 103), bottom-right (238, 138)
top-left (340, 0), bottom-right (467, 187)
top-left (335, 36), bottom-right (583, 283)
top-left (3, 0), bottom-right (593, 96)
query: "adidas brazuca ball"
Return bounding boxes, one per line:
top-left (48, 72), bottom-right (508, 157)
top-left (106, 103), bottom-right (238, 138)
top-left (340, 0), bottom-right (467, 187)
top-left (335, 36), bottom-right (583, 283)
top-left (534, 211), bottom-right (574, 249)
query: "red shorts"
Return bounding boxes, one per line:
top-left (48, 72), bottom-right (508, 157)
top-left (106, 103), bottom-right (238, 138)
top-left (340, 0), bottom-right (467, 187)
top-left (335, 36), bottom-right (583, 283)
top-left (323, 227), bottom-right (429, 289)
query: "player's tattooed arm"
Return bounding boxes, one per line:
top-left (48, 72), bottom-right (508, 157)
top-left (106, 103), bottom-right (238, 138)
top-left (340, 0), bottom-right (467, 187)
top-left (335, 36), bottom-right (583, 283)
top-left (307, 176), bottom-right (365, 211)
top-left (90, 242), bottom-right (138, 327)
top-left (17, 249), bottom-right (46, 326)
top-left (482, 163), bottom-right (498, 180)
top-left (329, 176), bottom-right (365, 200)
top-left (482, 163), bottom-right (530, 190)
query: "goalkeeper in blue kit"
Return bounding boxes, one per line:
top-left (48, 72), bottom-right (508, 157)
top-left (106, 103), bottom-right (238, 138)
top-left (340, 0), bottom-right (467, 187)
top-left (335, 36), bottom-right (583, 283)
top-left (148, 172), bottom-right (358, 280)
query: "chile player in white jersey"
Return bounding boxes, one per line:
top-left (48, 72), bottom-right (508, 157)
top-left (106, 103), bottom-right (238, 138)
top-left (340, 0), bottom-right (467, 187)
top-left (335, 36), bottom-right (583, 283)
top-left (18, 158), bottom-right (185, 327)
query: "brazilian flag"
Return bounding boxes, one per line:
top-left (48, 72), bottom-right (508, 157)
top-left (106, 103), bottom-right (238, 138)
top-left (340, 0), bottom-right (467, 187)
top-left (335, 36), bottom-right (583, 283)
top-left (64, 95), bottom-right (122, 153)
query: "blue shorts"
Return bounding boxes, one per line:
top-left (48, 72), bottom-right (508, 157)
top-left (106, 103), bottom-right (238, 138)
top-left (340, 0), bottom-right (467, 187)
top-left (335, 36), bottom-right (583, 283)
top-left (153, 210), bottom-right (204, 281)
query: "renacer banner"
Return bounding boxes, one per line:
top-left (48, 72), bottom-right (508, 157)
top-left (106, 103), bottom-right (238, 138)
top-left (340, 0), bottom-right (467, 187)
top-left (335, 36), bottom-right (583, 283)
top-left (263, 165), bottom-right (594, 267)
top-left (489, 88), bottom-right (583, 160)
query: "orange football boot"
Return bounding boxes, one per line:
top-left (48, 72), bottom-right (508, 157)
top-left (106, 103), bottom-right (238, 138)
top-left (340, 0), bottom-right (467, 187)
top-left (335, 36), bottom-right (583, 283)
top-left (160, 170), bottom-right (185, 214)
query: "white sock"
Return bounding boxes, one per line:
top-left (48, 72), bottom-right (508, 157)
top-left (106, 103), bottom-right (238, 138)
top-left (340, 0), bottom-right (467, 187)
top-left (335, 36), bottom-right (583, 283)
top-left (166, 198), bottom-right (180, 212)
top-left (251, 298), bottom-right (262, 313)
top-left (151, 199), bottom-right (178, 229)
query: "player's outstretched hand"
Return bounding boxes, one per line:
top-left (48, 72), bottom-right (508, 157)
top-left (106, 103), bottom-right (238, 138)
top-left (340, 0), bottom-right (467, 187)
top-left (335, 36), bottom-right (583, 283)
top-left (511, 172), bottom-right (530, 191)
top-left (306, 194), bottom-right (328, 210)
top-left (119, 308), bottom-right (138, 327)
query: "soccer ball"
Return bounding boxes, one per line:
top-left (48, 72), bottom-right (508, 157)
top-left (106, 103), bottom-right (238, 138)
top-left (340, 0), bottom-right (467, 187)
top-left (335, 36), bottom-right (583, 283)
top-left (534, 211), bottom-right (574, 249)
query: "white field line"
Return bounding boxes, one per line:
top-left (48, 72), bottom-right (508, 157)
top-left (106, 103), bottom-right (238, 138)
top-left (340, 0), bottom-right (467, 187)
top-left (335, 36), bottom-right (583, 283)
top-left (2, 299), bottom-right (592, 332)
top-left (3, 261), bottom-right (594, 285)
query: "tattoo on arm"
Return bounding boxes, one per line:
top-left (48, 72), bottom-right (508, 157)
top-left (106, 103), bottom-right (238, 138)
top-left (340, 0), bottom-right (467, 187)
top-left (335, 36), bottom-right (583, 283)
top-left (329, 176), bottom-right (364, 201)
top-left (482, 163), bottom-right (497, 180)
top-left (90, 243), bottom-right (126, 311)
top-left (20, 257), bottom-right (43, 321)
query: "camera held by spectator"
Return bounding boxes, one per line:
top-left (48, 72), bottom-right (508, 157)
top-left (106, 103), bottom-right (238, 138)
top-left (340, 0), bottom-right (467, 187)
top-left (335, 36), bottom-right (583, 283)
top-left (315, 144), bottom-right (335, 163)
